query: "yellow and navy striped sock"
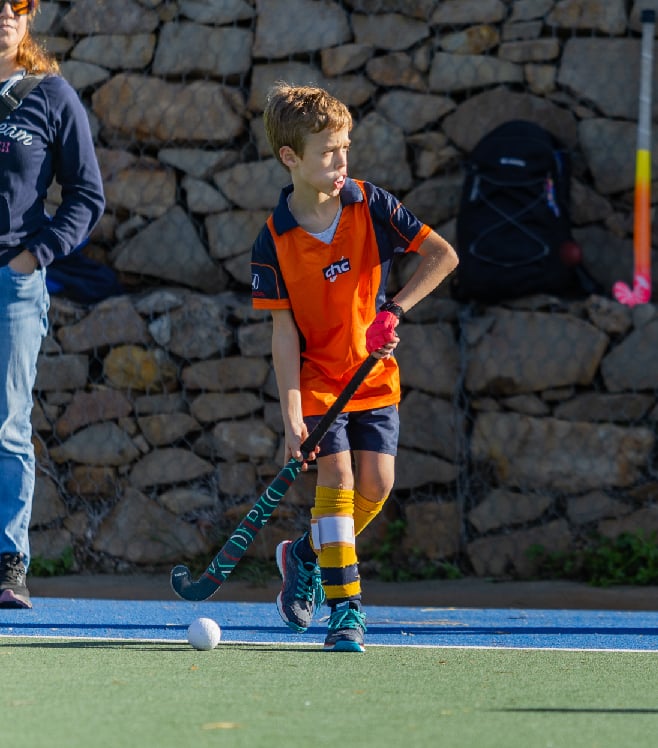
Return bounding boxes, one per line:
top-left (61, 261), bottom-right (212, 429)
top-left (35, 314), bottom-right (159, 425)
top-left (353, 490), bottom-right (388, 536)
top-left (311, 486), bottom-right (360, 602)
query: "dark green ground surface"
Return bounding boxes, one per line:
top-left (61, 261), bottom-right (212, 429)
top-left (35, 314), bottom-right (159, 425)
top-left (6, 576), bottom-right (658, 747)
top-left (3, 641), bottom-right (657, 748)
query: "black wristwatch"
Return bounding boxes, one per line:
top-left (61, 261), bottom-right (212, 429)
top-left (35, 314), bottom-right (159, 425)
top-left (380, 300), bottom-right (403, 318)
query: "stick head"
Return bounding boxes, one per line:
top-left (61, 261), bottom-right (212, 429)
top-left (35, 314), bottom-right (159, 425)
top-left (171, 564), bottom-right (222, 601)
top-left (170, 564), bottom-right (194, 598)
top-left (613, 278), bottom-right (651, 307)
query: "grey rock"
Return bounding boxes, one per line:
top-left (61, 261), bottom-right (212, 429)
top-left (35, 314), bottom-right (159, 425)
top-left (55, 388), bottom-right (133, 438)
top-left (57, 297), bottom-right (149, 353)
top-left (352, 12), bottom-right (430, 51)
top-left (180, 0), bottom-right (256, 24)
top-left (182, 356), bottom-right (269, 391)
top-left (472, 413), bottom-right (654, 491)
top-left (395, 448), bottom-right (459, 489)
top-left (467, 519), bottom-right (571, 577)
top-left (399, 390), bottom-right (463, 462)
top-left (548, 0), bottom-right (627, 34)
top-left (92, 74), bottom-right (245, 143)
top-left (92, 488), bottom-right (208, 563)
top-left (212, 421), bottom-right (278, 461)
top-left (50, 423), bottom-right (140, 466)
top-left (35, 355), bottom-right (88, 391)
top-left (159, 487), bottom-right (217, 515)
top-left (429, 52), bottom-right (523, 92)
top-left (206, 210), bottom-right (270, 259)
top-left (112, 207), bottom-right (226, 293)
top-left (349, 112), bottom-right (412, 192)
top-left (71, 34), bottom-right (156, 70)
top-left (137, 413), bottom-right (201, 446)
top-left (253, 0), bottom-right (350, 58)
top-left (403, 501), bottom-right (461, 559)
top-left (567, 491), bottom-right (632, 525)
top-left (190, 392), bottom-right (262, 424)
top-left (465, 310), bottom-right (609, 395)
top-left (130, 448), bottom-right (214, 489)
top-left (432, 0), bottom-right (507, 25)
top-left (468, 488), bottom-right (553, 533)
top-left (601, 318), bottom-right (658, 392)
top-left (395, 322), bottom-right (461, 397)
top-left (213, 159), bottom-right (289, 211)
top-left (62, 0), bottom-right (160, 34)
top-left (442, 86), bottom-right (578, 151)
top-left (104, 165), bottom-right (177, 218)
top-left (31, 476), bottom-right (68, 527)
top-left (165, 295), bottom-right (234, 359)
top-left (376, 91), bottom-right (455, 133)
top-left (153, 23), bottom-right (253, 77)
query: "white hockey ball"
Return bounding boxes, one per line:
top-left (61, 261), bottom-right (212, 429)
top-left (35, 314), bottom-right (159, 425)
top-left (187, 617), bottom-right (221, 650)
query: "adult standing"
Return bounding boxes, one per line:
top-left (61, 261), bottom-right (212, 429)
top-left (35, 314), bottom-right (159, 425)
top-left (0, 0), bottom-right (105, 608)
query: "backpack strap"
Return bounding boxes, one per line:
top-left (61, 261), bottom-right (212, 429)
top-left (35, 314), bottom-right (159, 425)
top-left (0, 74), bottom-right (44, 121)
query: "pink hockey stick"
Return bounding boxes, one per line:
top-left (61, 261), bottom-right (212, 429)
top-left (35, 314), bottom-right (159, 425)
top-left (613, 10), bottom-right (655, 307)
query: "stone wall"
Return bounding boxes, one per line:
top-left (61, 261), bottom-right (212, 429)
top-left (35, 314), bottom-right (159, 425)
top-left (28, 0), bottom-right (658, 579)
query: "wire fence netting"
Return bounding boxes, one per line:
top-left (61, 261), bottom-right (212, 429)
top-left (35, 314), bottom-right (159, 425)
top-left (25, 0), bottom-right (658, 583)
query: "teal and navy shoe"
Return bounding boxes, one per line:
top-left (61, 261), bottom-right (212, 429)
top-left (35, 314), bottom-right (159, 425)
top-left (323, 601), bottom-right (366, 653)
top-left (275, 536), bottom-right (325, 633)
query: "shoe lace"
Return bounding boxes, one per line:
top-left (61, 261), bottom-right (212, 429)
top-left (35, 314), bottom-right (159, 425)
top-left (328, 606), bottom-right (367, 633)
top-left (296, 561), bottom-right (326, 605)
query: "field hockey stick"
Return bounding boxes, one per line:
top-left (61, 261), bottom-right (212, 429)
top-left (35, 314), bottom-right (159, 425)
top-left (613, 9), bottom-right (655, 307)
top-left (171, 354), bottom-right (379, 601)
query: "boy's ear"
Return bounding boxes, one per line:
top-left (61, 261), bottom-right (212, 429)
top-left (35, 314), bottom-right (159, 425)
top-left (279, 145), bottom-right (298, 169)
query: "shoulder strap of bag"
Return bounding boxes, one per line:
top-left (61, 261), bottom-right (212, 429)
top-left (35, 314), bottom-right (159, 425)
top-left (0, 74), bottom-right (45, 121)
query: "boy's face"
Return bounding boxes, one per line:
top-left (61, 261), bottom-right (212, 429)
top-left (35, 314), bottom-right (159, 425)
top-left (281, 126), bottom-right (350, 198)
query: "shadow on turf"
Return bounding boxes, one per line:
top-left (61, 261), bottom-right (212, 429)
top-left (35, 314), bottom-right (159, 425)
top-left (1, 639), bottom-right (322, 653)
top-left (1, 640), bottom-right (186, 650)
top-left (493, 708), bottom-right (658, 715)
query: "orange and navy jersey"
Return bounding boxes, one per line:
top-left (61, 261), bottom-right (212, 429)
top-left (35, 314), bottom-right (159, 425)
top-left (251, 178), bottom-right (431, 416)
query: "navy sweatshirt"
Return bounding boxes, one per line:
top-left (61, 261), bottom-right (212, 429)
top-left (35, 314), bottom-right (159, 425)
top-left (0, 73), bottom-right (105, 268)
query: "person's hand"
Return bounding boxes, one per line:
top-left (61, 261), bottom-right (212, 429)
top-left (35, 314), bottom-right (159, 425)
top-left (366, 309), bottom-right (400, 353)
top-left (9, 249), bottom-right (37, 275)
top-left (370, 337), bottom-right (399, 360)
top-left (285, 424), bottom-right (319, 470)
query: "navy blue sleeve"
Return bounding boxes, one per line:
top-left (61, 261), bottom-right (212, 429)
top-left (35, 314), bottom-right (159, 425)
top-left (362, 180), bottom-right (426, 257)
top-left (251, 222), bottom-right (289, 306)
top-left (25, 77), bottom-right (105, 266)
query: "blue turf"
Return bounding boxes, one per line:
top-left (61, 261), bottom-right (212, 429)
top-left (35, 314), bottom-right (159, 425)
top-left (1, 599), bottom-right (658, 651)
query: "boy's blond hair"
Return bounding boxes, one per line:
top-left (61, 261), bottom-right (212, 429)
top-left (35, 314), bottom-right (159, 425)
top-left (264, 82), bottom-right (352, 169)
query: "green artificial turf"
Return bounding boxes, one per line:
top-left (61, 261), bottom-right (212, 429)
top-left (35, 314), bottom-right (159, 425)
top-left (2, 640), bottom-right (657, 748)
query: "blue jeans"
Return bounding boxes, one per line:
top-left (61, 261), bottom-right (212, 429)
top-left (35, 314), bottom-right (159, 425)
top-left (0, 265), bottom-right (49, 569)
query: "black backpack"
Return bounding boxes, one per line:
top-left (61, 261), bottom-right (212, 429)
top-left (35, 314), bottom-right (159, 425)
top-left (453, 120), bottom-right (595, 303)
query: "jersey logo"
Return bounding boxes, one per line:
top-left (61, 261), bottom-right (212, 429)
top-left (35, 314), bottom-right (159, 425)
top-left (0, 123), bottom-right (33, 146)
top-left (323, 256), bottom-right (351, 283)
top-left (251, 272), bottom-right (260, 290)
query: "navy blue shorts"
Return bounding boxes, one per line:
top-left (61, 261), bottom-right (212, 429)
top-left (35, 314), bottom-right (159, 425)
top-left (304, 405), bottom-right (399, 457)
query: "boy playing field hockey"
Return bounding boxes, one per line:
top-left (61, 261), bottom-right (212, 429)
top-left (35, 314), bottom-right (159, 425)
top-left (251, 82), bottom-right (458, 652)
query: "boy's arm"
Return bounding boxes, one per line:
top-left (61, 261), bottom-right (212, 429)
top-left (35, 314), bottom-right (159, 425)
top-left (366, 230), bottom-right (458, 356)
top-left (391, 229), bottom-right (458, 314)
top-left (271, 309), bottom-right (316, 466)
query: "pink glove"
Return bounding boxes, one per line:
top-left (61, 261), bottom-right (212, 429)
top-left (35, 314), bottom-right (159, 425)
top-left (366, 310), bottom-right (400, 353)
